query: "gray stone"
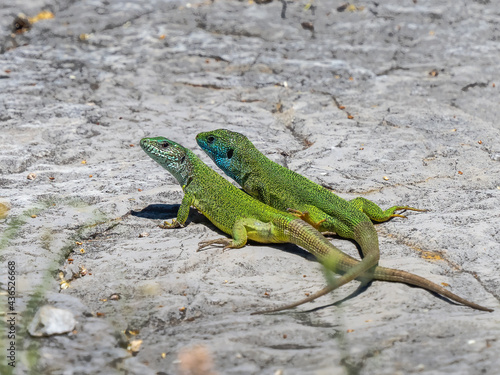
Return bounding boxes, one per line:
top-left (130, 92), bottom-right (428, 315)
top-left (28, 305), bottom-right (76, 337)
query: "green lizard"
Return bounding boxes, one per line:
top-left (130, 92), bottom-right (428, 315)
top-left (196, 129), bottom-right (491, 314)
top-left (140, 136), bottom-right (492, 313)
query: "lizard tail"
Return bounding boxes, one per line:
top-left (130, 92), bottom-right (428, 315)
top-left (252, 264), bottom-right (493, 315)
top-left (350, 222), bottom-right (491, 311)
top-left (253, 219), bottom-right (493, 314)
top-left (372, 266), bottom-right (493, 311)
top-left (282, 218), bottom-right (378, 298)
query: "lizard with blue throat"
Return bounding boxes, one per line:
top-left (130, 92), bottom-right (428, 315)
top-left (195, 129), bottom-right (492, 313)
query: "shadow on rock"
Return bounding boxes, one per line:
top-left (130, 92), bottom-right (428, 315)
top-left (130, 204), bottom-right (180, 220)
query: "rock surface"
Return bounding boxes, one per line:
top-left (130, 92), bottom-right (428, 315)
top-left (1, 1), bottom-right (499, 374)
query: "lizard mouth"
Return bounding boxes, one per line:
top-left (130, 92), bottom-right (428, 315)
top-left (140, 138), bottom-right (151, 149)
top-left (140, 138), bottom-right (158, 154)
top-left (140, 139), bottom-right (164, 161)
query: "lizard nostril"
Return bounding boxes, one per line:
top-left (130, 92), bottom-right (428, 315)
top-left (207, 136), bottom-right (215, 144)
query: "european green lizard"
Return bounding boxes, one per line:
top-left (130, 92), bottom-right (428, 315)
top-left (140, 136), bottom-right (492, 313)
top-left (196, 129), bottom-right (492, 313)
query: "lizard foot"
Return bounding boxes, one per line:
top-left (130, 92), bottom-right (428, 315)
top-left (389, 206), bottom-right (428, 219)
top-left (197, 237), bottom-right (233, 252)
top-left (159, 219), bottom-right (183, 229)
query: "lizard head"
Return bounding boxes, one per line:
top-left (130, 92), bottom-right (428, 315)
top-left (140, 136), bottom-right (193, 186)
top-left (196, 129), bottom-right (251, 183)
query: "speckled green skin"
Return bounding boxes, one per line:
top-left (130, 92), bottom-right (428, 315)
top-left (140, 136), bottom-right (492, 313)
top-left (195, 130), bottom-right (492, 313)
top-left (140, 137), bottom-right (355, 260)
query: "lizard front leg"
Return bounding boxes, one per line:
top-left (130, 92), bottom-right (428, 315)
top-left (287, 208), bottom-right (345, 238)
top-left (159, 192), bottom-right (194, 229)
top-left (287, 208), bottom-right (327, 230)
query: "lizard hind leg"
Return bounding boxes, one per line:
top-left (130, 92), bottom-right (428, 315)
top-left (350, 197), bottom-right (427, 222)
top-left (197, 217), bottom-right (264, 252)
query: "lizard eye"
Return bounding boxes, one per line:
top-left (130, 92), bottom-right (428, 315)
top-left (207, 136), bottom-right (215, 144)
top-left (227, 149), bottom-right (233, 159)
top-left (159, 141), bottom-right (169, 148)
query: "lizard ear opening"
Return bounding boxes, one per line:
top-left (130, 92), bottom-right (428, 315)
top-left (227, 149), bottom-right (234, 159)
top-left (180, 155), bottom-right (186, 164)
